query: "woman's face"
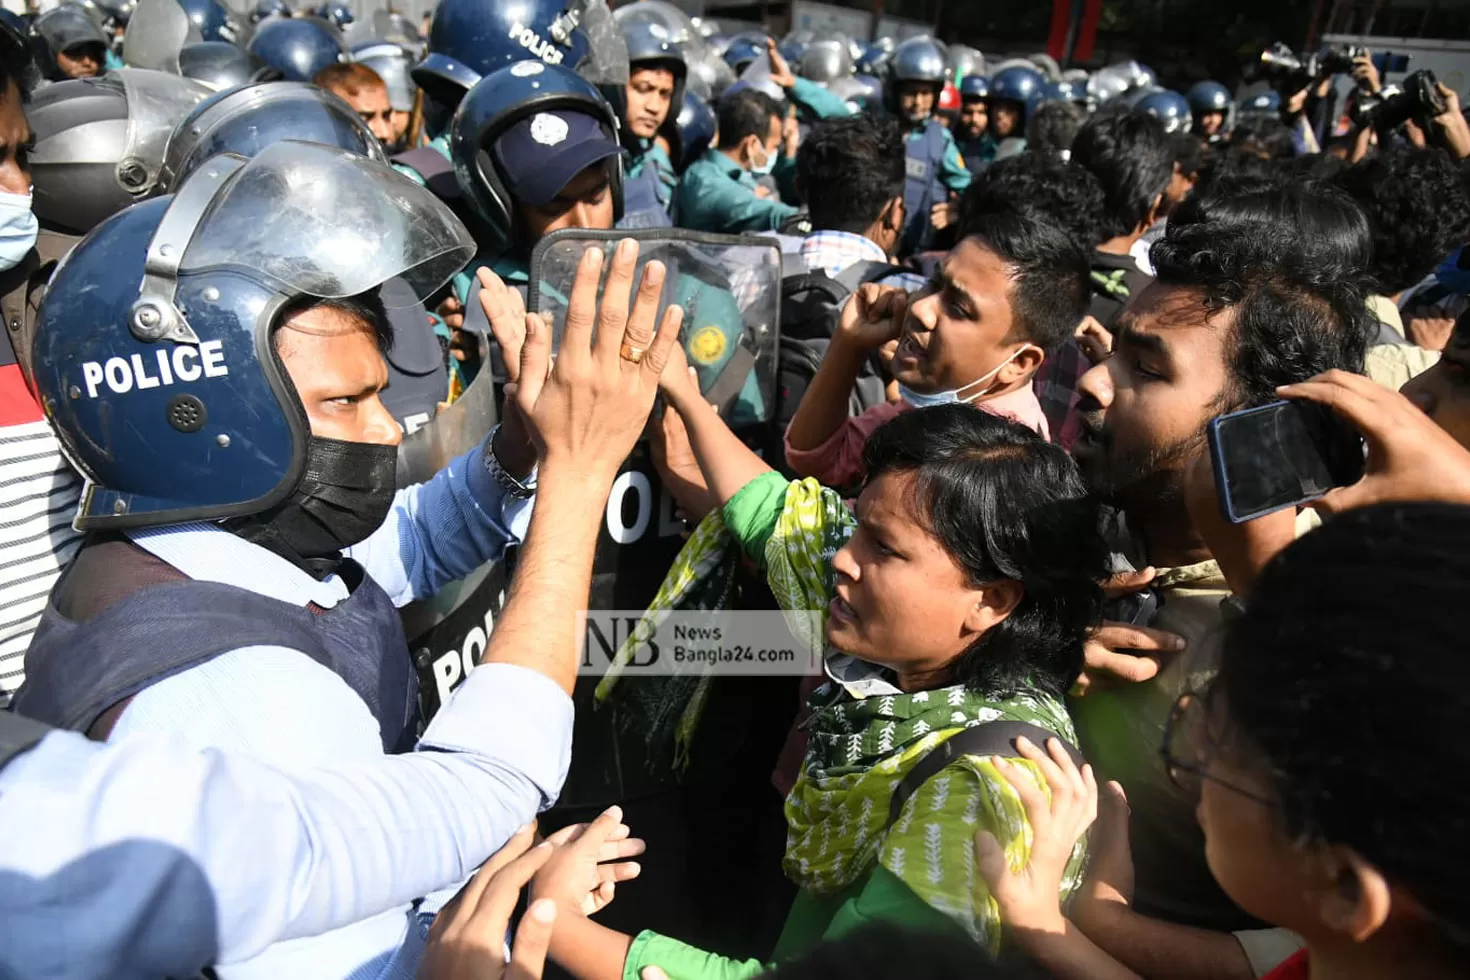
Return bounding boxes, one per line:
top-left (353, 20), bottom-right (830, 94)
top-left (827, 469), bottom-right (1002, 688)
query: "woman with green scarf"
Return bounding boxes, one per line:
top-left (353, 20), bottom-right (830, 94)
top-left (533, 355), bottom-right (1110, 979)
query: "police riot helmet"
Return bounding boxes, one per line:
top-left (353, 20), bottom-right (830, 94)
top-left (96, 0), bottom-right (137, 30)
top-left (721, 34), bottom-right (765, 74)
top-left (1041, 78), bottom-right (1083, 104)
top-left (854, 42), bottom-right (886, 76)
top-left (959, 73), bottom-right (988, 101)
top-left (798, 38), bottom-right (851, 84)
top-left (179, 41), bottom-right (274, 91)
top-left (174, 0), bottom-right (248, 45)
top-left (351, 41), bottom-right (416, 113)
top-left (312, 2), bottom-right (353, 30)
top-left (947, 43), bottom-right (983, 84)
top-left (34, 5), bottom-right (110, 80)
top-left (777, 29), bottom-right (811, 66)
top-left (1187, 80), bottom-right (1231, 114)
top-left (451, 61), bottom-right (624, 255)
top-left (1136, 89), bottom-right (1192, 134)
top-left (0, 10), bottom-right (43, 95)
top-left (990, 64), bottom-right (1044, 111)
top-left (159, 79), bottom-right (386, 190)
top-left (675, 89), bottom-right (714, 167)
top-left (251, 0), bottom-right (291, 25)
top-left (29, 69), bottom-right (212, 234)
top-left (883, 34), bottom-right (945, 115)
top-left (825, 74), bottom-right (869, 112)
top-left (1239, 89), bottom-right (1280, 117)
top-left (247, 17), bottom-right (344, 82)
top-left (613, 0), bottom-right (717, 99)
top-left (343, 10), bottom-right (421, 52)
top-left (414, 0), bottom-right (621, 120)
top-left (33, 140), bottom-right (474, 531)
top-left (1087, 64), bottom-right (1131, 105)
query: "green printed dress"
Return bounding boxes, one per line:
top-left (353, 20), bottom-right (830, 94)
top-left (615, 473), bottom-right (1088, 980)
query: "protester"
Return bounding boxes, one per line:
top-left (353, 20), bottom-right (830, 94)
top-left (1025, 99), bottom-right (1086, 160)
top-left (314, 61), bottom-right (398, 147)
top-left (783, 199), bottom-right (1090, 488)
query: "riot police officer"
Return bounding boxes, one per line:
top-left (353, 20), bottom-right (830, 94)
top-left (247, 15), bottom-right (345, 82)
top-left (954, 73), bottom-right (995, 175)
top-left (13, 141), bottom-right (529, 976)
top-left (675, 89), bottom-right (715, 168)
top-left (1137, 88), bottom-right (1193, 134)
top-left (352, 40), bottom-right (417, 151)
top-left (34, 6), bottom-right (111, 80)
top-left (884, 35), bottom-right (971, 255)
top-left (600, 18), bottom-right (685, 227)
top-left (988, 63), bottom-right (1044, 146)
top-left (1187, 79), bottom-right (1232, 141)
top-left (177, 40), bottom-right (272, 91)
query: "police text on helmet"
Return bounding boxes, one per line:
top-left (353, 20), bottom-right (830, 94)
top-left (79, 340), bottom-right (229, 399)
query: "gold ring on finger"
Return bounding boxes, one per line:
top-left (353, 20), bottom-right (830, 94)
top-left (619, 342), bottom-right (646, 364)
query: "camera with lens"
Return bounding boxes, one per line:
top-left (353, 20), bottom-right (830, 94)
top-left (1353, 68), bottom-right (1449, 134)
top-left (1255, 41), bottom-right (1368, 92)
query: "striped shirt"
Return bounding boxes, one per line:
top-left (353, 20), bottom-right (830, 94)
top-left (0, 408), bottom-right (82, 706)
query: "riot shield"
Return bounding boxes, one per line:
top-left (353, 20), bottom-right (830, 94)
top-left (124, 0), bottom-right (199, 73)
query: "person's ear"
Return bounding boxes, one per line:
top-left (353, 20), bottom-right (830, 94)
top-left (1144, 193), bottom-right (1164, 231)
top-left (999, 343), bottom-right (1045, 384)
top-left (1309, 844), bottom-right (1393, 942)
top-left (881, 196), bottom-right (904, 235)
top-left (962, 580), bottom-right (1023, 637)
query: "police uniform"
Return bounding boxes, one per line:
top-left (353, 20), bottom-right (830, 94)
top-left (956, 132), bottom-right (998, 176)
top-left (899, 118), bottom-right (973, 255)
top-left (619, 139), bottom-right (678, 228)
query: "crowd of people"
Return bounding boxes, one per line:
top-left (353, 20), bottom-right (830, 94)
top-left (2, 0), bottom-right (1470, 978)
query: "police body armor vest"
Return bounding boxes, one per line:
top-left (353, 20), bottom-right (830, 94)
top-left (13, 537), bottom-right (420, 752)
top-left (899, 119), bottom-right (950, 256)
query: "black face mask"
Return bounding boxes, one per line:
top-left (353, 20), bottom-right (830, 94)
top-left (228, 436), bottom-right (398, 580)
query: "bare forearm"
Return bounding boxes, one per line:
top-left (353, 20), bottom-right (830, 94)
top-left (481, 464), bottom-right (610, 694)
top-left (546, 913), bottom-right (634, 980)
top-left (1011, 921), bottom-right (1143, 980)
top-left (785, 336), bottom-right (870, 452)
top-left (666, 389), bottom-right (772, 507)
top-left (1075, 904), bottom-right (1254, 980)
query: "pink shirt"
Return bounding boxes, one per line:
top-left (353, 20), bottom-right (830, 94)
top-left (783, 381), bottom-right (1053, 487)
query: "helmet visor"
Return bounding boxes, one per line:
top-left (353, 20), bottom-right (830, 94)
top-left (119, 69), bottom-right (212, 193)
top-left (179, 140), bottom-right (475, 306)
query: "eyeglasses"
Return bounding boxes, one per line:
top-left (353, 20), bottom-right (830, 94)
top-left (1159, 690), bottom-right (1276, 808)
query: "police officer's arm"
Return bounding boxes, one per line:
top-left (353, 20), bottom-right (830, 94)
top-left (480, 241), bottom-right (684, 696)
top-left (659, 348), bottom-right (771, 506)
top-left (938, 128), bottom-right (974, 193)
top-left (693, 165), bottom-right (799, 233)
top-left (765, 38), bottom-right (853, 120)
top-left (785, 286), bottom-right (908, 458)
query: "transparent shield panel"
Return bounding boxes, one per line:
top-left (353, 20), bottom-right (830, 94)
top-left (123, 0), bottom-right (195, 72)
top-left (179, 140), bottom-right (475, 305)
top-left (118, 69), bottom-right (212, 193)
top-left (528, 229), bottom-right (781, 426)
top-left (577, 0), bottom-right (629, 86)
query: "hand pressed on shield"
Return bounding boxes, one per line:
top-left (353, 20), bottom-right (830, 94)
top-left (1278, 369), bottom-right (1470, 512)
top-left (474, 267), bottom-right (542, 480)
top-left (512, 239), bottom-right (684, 480)
top-left (416, 824), bottom-right (559, 980)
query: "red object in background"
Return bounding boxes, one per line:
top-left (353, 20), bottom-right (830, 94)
top-left (1074, 0), bottom-right (1104, 63)
top-left (1047, 0), bottom-right (1072, 62)
top-left (938, 82), bottom-right (960, 111)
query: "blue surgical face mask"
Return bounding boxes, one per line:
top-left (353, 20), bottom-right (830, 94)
top-left (898, 344), bottom-right (1035, 408)
top-left (0, 190), bottom-right (39, 272)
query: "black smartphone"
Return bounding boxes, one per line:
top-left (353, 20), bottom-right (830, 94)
top-left (1207, 400), bottom-right (1366, 523)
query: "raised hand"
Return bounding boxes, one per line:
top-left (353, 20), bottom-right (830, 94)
top-left (530, 806), bottom-right (646, 917)
top-left (837, 283), bottom-right (909, 351)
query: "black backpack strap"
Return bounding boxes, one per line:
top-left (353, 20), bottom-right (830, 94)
top-left (0, 711), bottom-right (51, 770)
top-left (885, 721), bottom-right (1085, 830)
top-left (833, 259), bottom-right (912, 292)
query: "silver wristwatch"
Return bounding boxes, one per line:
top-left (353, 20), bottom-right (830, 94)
top-left (484, 424), bottom-right (536, 499)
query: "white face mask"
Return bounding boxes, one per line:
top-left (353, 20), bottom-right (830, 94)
top-left (748, 139), bottom-right (774, 177)
top-left (0, 190), bottom-right (38, 272)
top-left (898, 344), bottom-right (1036, 408)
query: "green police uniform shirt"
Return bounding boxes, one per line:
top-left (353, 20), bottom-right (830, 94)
top-left (390, 133), bottom-right (451, 186)
top-left (908, 122), bottom-right (973, 196)
top-left (676, 148), bottom-right (799, 234)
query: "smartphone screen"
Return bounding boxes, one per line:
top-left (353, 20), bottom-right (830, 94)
top-left (1208, 400), bottom-right (1366, 523)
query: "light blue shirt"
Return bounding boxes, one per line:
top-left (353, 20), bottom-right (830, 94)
top-left (27, 444), bottom-right (540, 979)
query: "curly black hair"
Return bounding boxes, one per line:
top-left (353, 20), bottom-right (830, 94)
top-left (1222, 503), bottom-right (1470, 951)
top-left (862, 405), bottom-right (1107, 699)
top-left (1071, 109), bottom-right (1174, 240)
top-left (1150, 175), bottom-right (1374, 409)
top-left (1332, 146), bottom-right (1470, 296)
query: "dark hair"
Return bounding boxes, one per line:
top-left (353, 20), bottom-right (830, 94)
top-left (861, 405), bottom-right (1106, 699)
top-left (1221, 504), bottom-right (1470, 949)
top-left (1228, 116), bottom-right (1297, 162)
top-left (762, 923), bottom-right (983, 980)
top-left (717, 88), bottom-right (782, 149)
top-left (956, 163), bottom-right (1095, 354)
top-left (1070, 110), bottom-right (1174, 240)
top-left (1025, 100), bottom-right (1085, 159)
top-left (1170, 132), bottom-right (1209, 180)
top-left (273, 291), bottom-right (394, 355)
top-left (795, 115), bottom-right (904, 234)
top-left (1332, 147), bottom-right (1470, 296)
top-left (1150, 175), bottom-right (1373, 408)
